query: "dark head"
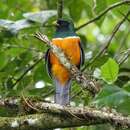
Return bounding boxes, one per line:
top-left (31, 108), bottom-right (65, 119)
top-left (54, 19), bottom-right (76, 38)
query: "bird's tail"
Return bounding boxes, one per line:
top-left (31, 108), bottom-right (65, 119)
top-left (54, 79), bottom-right (71, 105)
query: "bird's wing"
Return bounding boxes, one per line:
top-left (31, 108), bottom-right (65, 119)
top-left (80, 41), bottom-right (85, 65)
top-left (45, 48), bottom-right (52, 78)
top-left (77, 41), bottom-right (85, 69)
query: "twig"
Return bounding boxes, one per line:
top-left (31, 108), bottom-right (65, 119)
top-left (57, 0), bottom-right (64, 19)
top-left (83, 10), bottom-right (130, 69)
top-left (21, 92), bottom-right (39, 112)
top-left (119, 11), bottom-right (130, 23)
top-left (5, 45), bottom-right (41, 52)
top-left (114, 26), bottom-right (130, 58)
top-left (71, 90), bottom-right (82, 99)
top-left (11, 56), bottom-right (44, 88)
top-left (76, 0), bottom-right (130, 30)
top-left (118, 49), bottom-right (130, 65)
top-left (34, 32), bottom-right (100, 95)
top-left (42, 88), bottom-right (54, 98)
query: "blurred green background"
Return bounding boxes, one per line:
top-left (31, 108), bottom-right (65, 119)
top-left (0, 0), bottom-right (130, 130)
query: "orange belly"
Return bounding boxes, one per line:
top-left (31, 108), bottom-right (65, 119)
top-left (50, 37), bottom-right (81, 85)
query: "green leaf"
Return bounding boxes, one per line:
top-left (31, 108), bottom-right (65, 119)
top-left (0, 52), bottom-right (8, 70)
top-left (84, 4), bottom-right (93, 18)
top-left (33, 63), bottom-right (51, 83)
top-left (16, 75), bottom-right (33, 92)
top-left (123, 81), bottom-right (130, 92)
top-left (6, 47), bottom-right (25, 57)
top-left (69, 0), bottom-right (84, 22)
top-left (23, 10), bottom-right (57, 24)
top-left (93, 85), bottom-right (130, 114)
top-left (93, 0), bottom-right (107, 26)
top-left (27, 85), bottom-right (53, 98)
top-left (101, 58), bottom-right (119, 84)
top-left (91, 55), bottom-right (109, 68)
top-left (106, 0), bottom-right (120, 5)
top-left (94, 0), bottom-right (107, 14)
top-left (5, 77), bottom-right (14, 90)
top-left (84, 0), bottom-right (93, 8)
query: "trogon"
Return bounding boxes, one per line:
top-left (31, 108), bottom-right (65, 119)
top-left (45, 19), bottom-right (84, 105)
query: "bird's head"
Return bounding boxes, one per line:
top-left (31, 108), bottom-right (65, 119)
top-left (54, 19), bottom-right (75, 38)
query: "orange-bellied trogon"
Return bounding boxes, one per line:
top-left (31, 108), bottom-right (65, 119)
top-left (45, 19), bottom-right (84, 105)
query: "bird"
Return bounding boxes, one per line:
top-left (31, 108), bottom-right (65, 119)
top-left (45, 19), bottom-right (84, 105)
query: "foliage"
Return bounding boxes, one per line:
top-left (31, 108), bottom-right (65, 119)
top-left (100, 58), bottom-right (119, 84)
top-left (0, 0), bottom-right (130, 130)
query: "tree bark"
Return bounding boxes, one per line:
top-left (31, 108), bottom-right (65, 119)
top-left (0, 99), bottom-right (130, 130)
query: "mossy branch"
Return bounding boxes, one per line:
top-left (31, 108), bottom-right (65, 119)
top-left (76, 0), bottom-right (130, 30)
top-left (0, 99), bottom-right (130, 130)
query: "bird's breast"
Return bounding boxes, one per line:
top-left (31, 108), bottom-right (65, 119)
top-left (50, 36), bottom-right (81, 85)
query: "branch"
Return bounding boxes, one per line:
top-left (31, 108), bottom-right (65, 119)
top-left (5, 45), bottom-right (41, 52)
top-left (76, 0), bottom-right (130, 30)
top-left (57, 0), bottom-right (64, 19)
top-left (0, 99), bottom-right (130, 129)
top-left (83, 10), bottom-right (130, 69)
top-left (34, 32), bottom-right (100, 95)
top-left (11, 55), bottom-right (44, 88)
top-left (114, 24), bottom-right (130, 58)
top-left (118, 49), bottom-right (130, 65)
